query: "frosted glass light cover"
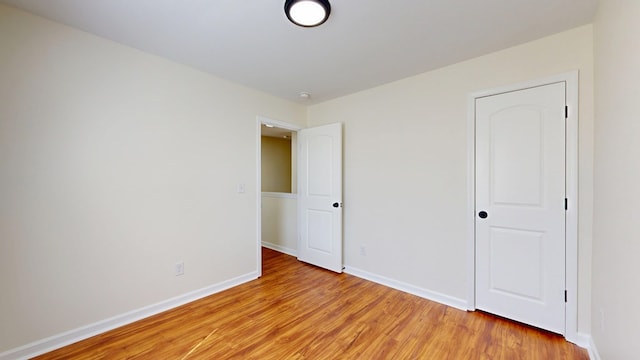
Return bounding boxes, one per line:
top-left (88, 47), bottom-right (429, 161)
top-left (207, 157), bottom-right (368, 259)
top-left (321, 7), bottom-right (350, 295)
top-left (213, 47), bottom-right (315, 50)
top-left (288, 0), bottom-right (328, 27)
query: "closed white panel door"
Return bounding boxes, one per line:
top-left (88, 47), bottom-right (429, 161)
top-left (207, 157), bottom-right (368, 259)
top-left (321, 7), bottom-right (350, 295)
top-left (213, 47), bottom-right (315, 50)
top-left (298, 123), bottom-right (342, 273)
top-left (475, 82), bottom-right (566, 334)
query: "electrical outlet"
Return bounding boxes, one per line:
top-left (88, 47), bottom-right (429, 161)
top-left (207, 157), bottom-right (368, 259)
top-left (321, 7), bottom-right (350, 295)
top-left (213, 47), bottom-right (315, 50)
top-left (175, 262), bottom-right (184, 276)
top-left (360, 245), bottom-right (366, 256)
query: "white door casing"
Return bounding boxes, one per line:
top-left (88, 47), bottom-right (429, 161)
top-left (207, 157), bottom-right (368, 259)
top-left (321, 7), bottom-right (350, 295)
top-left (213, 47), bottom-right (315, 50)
top-left (475, 82), bottom-right (566, 334)
top-left (297, 123), bottom-right (343, 273)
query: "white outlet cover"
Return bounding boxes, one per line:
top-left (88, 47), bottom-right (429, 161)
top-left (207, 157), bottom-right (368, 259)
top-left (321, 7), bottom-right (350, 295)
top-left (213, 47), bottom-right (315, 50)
top-left (175, 262), bottom-right (184, 276)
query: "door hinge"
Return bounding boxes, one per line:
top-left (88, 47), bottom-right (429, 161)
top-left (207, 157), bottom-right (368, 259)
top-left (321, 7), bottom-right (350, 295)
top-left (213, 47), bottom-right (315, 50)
top-left (564, 290), bottom-right (568, 303)
top-left (565, 106), bottom-right (569, 119)
top-left (564, 198), bottom-right (568, 211)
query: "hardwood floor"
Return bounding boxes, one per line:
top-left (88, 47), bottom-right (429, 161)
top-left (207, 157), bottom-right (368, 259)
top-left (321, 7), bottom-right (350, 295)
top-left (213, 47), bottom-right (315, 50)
top-left (35, 248), bottom-right (589, 359)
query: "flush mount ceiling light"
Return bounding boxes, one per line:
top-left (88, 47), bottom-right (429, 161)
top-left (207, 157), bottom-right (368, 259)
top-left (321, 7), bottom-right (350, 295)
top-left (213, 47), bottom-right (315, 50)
top-left (285, 0), bottom-right (331, 28)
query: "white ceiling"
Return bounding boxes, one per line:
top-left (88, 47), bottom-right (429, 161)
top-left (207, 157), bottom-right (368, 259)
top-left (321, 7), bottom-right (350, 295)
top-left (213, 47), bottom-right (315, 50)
top-left (1, 0), bottom-right (597, 104)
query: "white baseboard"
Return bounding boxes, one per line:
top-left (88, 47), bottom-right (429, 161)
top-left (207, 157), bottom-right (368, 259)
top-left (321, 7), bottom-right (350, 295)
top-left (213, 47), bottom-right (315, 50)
top-left (344, 266), bottom-right (468, 311)
top-left (262, 242), bottom-right (297, 257)
top-left (264, 250), bottom-right (467, 311)
top-left (585, 334), bottom-right (601, 360)
top-left (561, 332), bottom-right (598, 359)
top-left (0, 272), bottom-right (258, 360)
top-left (345, 267), bottom-right (601, 357)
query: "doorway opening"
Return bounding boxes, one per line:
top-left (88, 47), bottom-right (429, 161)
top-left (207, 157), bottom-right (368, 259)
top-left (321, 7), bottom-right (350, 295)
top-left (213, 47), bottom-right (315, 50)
top-left (256, 117), bottom-right (301, 276)
top-left (256, 118), bottom-right (344, 276)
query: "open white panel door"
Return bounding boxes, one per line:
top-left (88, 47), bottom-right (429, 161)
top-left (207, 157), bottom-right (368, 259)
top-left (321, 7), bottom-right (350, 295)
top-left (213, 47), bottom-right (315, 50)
top-left (298, 123), bottom-right (342, 273)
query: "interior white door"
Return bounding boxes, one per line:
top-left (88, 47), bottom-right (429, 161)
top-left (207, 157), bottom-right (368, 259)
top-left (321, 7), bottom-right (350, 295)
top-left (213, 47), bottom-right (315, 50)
top-left (475, 82), bottom-right (566, 334)
top-left (298, 123), bottom-right (343, 273)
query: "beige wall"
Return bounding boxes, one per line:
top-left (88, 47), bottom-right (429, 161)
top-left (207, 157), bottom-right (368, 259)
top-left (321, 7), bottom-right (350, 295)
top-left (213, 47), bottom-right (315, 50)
top-left (261, 194), bottom-right (298, 254)
top-left (261, 136), bottom-right (292, 193)
top-left (592, 0), bottom-right (640, 358)
top-left (308, 25), bottom-right (594, 334)
top-left (0, 5), bottom-right (305, 352)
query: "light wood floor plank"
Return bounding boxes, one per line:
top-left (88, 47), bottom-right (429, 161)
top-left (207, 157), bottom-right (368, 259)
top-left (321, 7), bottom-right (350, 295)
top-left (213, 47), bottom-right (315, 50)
top-left (35, 248), bottom-right (588, 359)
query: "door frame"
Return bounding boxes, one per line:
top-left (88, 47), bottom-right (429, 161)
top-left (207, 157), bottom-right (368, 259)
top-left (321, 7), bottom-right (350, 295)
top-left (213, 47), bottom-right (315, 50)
top-left (466, 71), bottom-right (579, 342)
top-left (256, 116), bottom-right (302, 277)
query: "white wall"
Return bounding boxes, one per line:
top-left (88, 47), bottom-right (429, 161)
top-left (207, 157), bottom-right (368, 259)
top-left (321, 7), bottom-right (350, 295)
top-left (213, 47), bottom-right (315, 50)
top-left (261, 193), bottom-right (298, 255)
top-left (308, 25), bottom-right (594, 333)
top-left (592, 1), bottom-right (640, 358)
top-left (0, 5), bottom-right (305, 353)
